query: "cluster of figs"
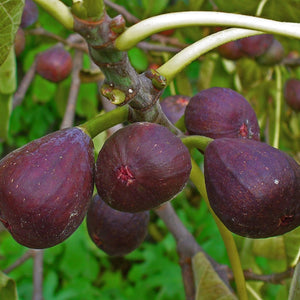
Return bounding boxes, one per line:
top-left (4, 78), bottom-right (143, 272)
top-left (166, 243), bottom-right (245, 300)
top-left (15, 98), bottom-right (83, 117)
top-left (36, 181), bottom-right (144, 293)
top-left (0, 86), bottom-right (299, 255)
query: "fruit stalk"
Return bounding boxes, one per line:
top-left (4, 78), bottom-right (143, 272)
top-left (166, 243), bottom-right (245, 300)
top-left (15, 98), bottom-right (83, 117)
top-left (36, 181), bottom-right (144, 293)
top-left (189, 159), bottom-right (248, 300)
top-left (181, 135), bottom-right (213, 152)
top-left (79, 105), bottom-right (128, 138)
top-left (115, 11), bottom-right (300, 50)
top-left (33, 0), bottom-right (74, 30)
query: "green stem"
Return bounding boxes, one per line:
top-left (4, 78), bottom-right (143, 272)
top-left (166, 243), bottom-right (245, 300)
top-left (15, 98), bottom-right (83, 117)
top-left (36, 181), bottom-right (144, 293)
top-left (115, 11), bottom-right (300, 51)
top-left (273, 66), bottom-right (282, 149)
top-left (33, 0), bottom-right (74, 30)
top-left (255, 0), bottom-right (269, 17)
top-left (181, 135), bottom-right (213, 152)
top-left (157, 28), bottom-right (263, 83)
top-left (78, 105), bottom-right (128, 138)
top-left (189, 159), bottom-right (248, 300)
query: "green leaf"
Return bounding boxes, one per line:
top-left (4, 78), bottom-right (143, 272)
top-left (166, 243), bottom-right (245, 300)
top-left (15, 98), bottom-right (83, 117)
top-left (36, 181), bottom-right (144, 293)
top-left (0, 0), bottom-right (24, 65)
top-left (192, 252), bottom-right (238, 300)
top-left (0, 271), bottom-right (18, 300)
top-left (289, 262), bottom-right (300, 300)
top-left (0, 93), bottom-right (12, 141)
top-left (128, 47), bottom-right (148, 72)
top-left (0, 47), bottom-right (16, 94)
top-left (283, 227), bottom-right (300, 267)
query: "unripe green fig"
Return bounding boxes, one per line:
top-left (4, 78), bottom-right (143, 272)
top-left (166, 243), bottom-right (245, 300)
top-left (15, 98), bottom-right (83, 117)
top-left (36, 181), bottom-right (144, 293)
top-left (204, 138), bottom-right (300, 238)
top-left (0, 128), bottom-right (95, 248)
top-left (87, 194), bottom-right (149, 256)
top-left (95, 122), bottom-right (191, 212)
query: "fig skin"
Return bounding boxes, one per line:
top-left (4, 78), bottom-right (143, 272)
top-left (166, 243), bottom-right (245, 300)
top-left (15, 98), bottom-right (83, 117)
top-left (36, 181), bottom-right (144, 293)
top-left (204, 138), bottom-right (300, 238)
top-left (87, 194), bottom-right (149, 256)
top-left (160, 95), bottom-right (190, 124)
top-left (95, 122), bottom-right (191, 213)
top-left (184, 87), bottom-right (260, 140)
top-left (218, 40), bottom-right (245, 60)
top-left (239, 34), bottom-right (274, 58)
top-left (14, 27), bottom-right (26, 57)
top-left (0, 127), bottom-right (95, 249)
top-left (284, 78), bottom-right (300, 111)
top-left (256, 39), bottom-right (285, 66)
top-left (20, 0), bottom-right (39, 28)
top-left (36, 46), bottom-right (73, 83)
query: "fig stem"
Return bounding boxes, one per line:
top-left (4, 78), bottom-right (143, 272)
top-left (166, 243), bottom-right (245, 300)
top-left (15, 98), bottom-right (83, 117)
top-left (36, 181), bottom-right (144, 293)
top-left (273, 65), bottom-right (282, 149)
top-left (181, 135), bottom-right (214, 152)
top-left (189, 158), bottom-right (248, 300)
top-left (78, 105), bottom-right (128, 138)
top-left (33, 0), bottom-right (74, 30)
top-left (115, 11), bottom-right (300, 51)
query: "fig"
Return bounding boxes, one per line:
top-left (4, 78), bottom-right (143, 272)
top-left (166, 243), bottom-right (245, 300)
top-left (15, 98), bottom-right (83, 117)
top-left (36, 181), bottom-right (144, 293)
top-left (14, 27), bottom-right (26, 57)
top-left (218, 40), bottom-right (245, 60)
top-left (0, 127), bottom-right (95, 248)
top-left (160, 95), bottom-right (190, 124)
top-left (95, 122), bottom-right (191, 212)
top-left (87, 194), bottom-right (149, 256)
top-left (36, 45), bottom-right (73, 83)
top-left (284, 78), bottom-right (300, 111)
top-left (20, 0), bottom-right (39, 28)
top-left (204, 138), bottom-right (300, 238)
top-left (184, 87), bottom-right (260, 140)
top-left (256, 39), bottom-right (285, 66)
top-left (239, 34), bottom-right (274, 58)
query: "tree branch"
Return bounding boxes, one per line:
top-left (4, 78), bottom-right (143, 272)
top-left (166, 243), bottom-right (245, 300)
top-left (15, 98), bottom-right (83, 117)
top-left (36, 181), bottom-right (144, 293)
top-left (32, 249), bottom-right (44, 300)
top-left (3, 250), bottom-right (34, 274)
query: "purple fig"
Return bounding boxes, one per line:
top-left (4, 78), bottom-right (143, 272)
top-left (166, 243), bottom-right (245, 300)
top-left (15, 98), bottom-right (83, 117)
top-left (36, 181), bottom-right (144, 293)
top-left (20, 0), bottom-right (39, 28)
top-left (160, 95), bottom-right (190, 124)
top-left (218, 40), bottom-right (245, 60)
top-left (184, 87), bottom-right (260, 140)
top-left (87, 194), bottom-right (149, 256)
top-left (239, 34), bottom-right (274, 58)
top-left (256, 39), bottom-right (285, 66)
top-left (0, 127), bottom-right (95, 248)
top-left (95, 122), bottom-right (191, 212)
top-left (204, 138), bottom-right (300, 238)
top-left (284, 78), bottom-right (300, 111)
top-left (14, 27), bottom-right (26, 57)
top-left (36, 46), bottom-right (73, 83)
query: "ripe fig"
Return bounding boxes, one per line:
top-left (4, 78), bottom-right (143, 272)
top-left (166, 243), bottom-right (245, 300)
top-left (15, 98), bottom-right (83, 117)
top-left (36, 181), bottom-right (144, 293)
top-left (87, 194), bottom-right (149, 256)
top-left (256, 39), bottom-right (285, 66)
top-left (184, 87), bottom-right (260, 140)
top-left (218, 40), bottom-right (244, 60)
top-left (239, 34), bottom-right (274, 58)
top-left (284, 78), bottom-right (300, 111)
top-left (0, 127), bottom-right (95, 248)
top-left (36, 45), bottom-right (73, 83)
top-left (204, 138), bottom-right (300, 238)
top-left (95, 122), bottom-right (191, 212)
top-left (160, 95), bottom-right (190, 124)
top-left (14, 27), bottom-right (26, 57)
top-left (20, 0), bottom-right (39, 28)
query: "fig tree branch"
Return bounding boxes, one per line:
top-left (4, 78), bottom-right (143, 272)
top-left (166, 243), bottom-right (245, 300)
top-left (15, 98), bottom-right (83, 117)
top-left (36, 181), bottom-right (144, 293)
top-left (3, 250), bottom-right (34, 274)
top-left (32, 249), bottom-right (44, 300)
top-left (60, 50), bottom-right (83, 129)
top-left (13, 59), bottom-right (37, 108)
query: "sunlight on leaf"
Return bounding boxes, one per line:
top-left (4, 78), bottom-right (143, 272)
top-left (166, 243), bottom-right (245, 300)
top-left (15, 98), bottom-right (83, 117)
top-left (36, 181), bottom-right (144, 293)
top-left (192, 252), bottom-right (238, 300)
top-left (0, 0), bottom-right (24, 65)
top-left (0, 271), bottom-right (18, 300)
top-left (288, 262), bottom-right (300, 300)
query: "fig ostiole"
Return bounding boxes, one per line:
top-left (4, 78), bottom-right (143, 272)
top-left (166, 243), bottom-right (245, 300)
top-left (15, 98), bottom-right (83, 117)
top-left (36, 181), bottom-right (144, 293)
top-left (95, 122), bottom-right (192, 213)
top-left (204, 138), bottom-right (300, 238)
top-left (0, 127), bottom-right (95, 249)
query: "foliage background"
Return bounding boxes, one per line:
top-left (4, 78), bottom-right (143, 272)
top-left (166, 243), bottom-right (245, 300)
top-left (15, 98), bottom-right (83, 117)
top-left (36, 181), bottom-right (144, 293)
top-left (0, 0), bottom-right (300, 299)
